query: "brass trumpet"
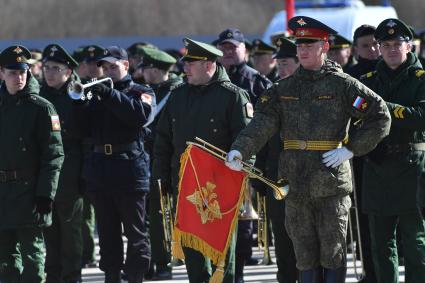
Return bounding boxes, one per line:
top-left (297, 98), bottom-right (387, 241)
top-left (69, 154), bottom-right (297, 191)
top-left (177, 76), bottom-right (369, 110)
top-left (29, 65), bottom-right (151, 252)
top-left (67, 77), bottom-right (114, 100)
top-left (158, 179), bottom-right (174, 254)
top-left (191, 137), bottom-right (289, 200)
top-left (257, 192), bottom-right (273, 265)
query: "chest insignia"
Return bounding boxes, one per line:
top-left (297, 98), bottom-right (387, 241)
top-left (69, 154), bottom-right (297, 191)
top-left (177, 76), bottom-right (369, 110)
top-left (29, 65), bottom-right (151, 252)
top-left (393, 106), bottom-right (405, 119)
top-left (280, 96), bottom-right (299, 101)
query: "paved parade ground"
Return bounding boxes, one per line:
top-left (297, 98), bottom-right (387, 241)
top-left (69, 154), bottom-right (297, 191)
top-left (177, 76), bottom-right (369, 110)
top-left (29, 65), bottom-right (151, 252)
top-left (81, 240), bottom-right (405, 283)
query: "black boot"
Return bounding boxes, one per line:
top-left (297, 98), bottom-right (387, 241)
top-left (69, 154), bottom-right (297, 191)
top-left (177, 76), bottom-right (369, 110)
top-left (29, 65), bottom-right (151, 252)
top-left (127, 272), bottom-right (144, 283)
top-left (154, 264), bottom-right (172, 280)
top-left (105, 270), bottom-right (122, 283)
top-left (299, 267), bottom-right (323, 283)
top-left (324, 266), bottom-right (346, 283)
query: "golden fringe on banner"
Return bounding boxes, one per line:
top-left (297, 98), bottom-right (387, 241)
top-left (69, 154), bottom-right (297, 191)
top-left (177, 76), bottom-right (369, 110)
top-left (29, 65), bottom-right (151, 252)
top-left (172, 144), bottom-right (248, 283)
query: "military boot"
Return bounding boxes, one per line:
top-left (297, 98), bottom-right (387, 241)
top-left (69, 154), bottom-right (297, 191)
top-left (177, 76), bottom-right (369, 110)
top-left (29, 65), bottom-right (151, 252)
top-left (105, 270), bottom-right (121, 283)
top-left (299, 267), bottom-right (323, 283)
top-left (324, 266), bottom-right (346, 283)
top-left (127, 272), bottom-right (144, 283)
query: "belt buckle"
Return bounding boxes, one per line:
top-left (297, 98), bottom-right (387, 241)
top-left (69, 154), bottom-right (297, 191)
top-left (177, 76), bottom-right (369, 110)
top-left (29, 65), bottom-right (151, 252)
top-left (0, 171), bottom-right (6, 183)
top-left (104, 144), bottom-right (113, 155)
top-left (299, 140), bottom-right (307, 150)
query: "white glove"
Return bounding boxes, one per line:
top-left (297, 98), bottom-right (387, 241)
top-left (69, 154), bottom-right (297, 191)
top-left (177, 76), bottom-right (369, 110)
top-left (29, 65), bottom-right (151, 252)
top-left (322, 146), bottom-right (354, 168)
top-left (225, 150), bottom-right (243, 171)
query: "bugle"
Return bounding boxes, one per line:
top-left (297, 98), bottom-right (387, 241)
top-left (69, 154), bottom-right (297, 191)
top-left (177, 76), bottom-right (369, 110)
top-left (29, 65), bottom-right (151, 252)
top-left (67, 77), bottom-right (114, 100)
top-left (190, 137), bottom-right (289, 200)
top-left (257, 192), bottom-right (273, 265)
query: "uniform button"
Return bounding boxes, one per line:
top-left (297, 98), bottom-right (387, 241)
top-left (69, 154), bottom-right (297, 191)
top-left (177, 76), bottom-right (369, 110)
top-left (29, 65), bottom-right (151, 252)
top-left (24, 182), bottom-right (28, 185)
top-left (213, 129), bottom-right (217, 133)
top-left (210, 118), bottom-right (214, 122)
top-left (22, 148), bottom-right (27, 151)
top-left (172, 118), bottom-right (176, 122)
top-left (19, 137), bottom-right (23, 141)
top-left (299, 140), bottom-right (307, 150)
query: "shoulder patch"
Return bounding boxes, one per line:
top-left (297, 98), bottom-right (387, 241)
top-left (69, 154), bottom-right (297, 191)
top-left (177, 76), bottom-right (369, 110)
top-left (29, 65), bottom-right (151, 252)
top-left (352, 95), bottom-right (369, 111)
top-left (51, 115), bottom-right (61, 131)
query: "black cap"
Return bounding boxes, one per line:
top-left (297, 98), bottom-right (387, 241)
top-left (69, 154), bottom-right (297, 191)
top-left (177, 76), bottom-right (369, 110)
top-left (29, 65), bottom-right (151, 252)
top-left (42, 44), bottom-right (79, 69)
top-left (353, 25), bottom-right (376, 43)
top-left (244, 39), bottom-right (253, 51)
top-left (98, 46), bottom-right (128, 65)
top-left (82, 45), bottom-right (105, 63)
top-left (217, 28), bottom-right (245, 46)
top-left (181, 38), bottom-right (223, 62)
top-left (72, 46), bottom-right (86, 63)
top-left (270, 31), bottom-right (292, 46)
top-left (374, 18), bottom-right (413, 42)
top-left (328, 34), bottom-right (352, 49)
top-left (0, 45), bottom-right (32, 70)
top-left (288, 16), bottom-right (337, 44)
top-left (252, 39), bottom-right (276, 55)
top-left (273, 38), bottom-right (297, 59)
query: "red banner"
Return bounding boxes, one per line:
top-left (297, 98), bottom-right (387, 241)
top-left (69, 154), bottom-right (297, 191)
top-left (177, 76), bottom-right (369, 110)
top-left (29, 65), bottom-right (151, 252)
top-left (172, 143), bottom-right (247, 281)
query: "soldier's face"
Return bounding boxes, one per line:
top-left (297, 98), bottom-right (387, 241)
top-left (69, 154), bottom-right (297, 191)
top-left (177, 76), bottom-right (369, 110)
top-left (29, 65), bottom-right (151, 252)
top-left (252, 54), bottom-right (276, 76)
top-left (183, 60), bottom-right (211, 85)
top-left (101, 60), bottom-right (129, 82)
top-left (86, 61), bottom-right (103, 79)
top-left (217, 42), bottom-right (246, 69)
top-left (1, 68), bottom-right (27, 95)
top-left (277, 58), bottom-right (299, 79)
top-left (327, 47), bottom-right (351, 67)
top-left (43, 61), bottom-right (72, 89)
top-left (354, 35), bottom-right (380, 60)
top-left (296, 41), bottom-right (329, 70)
top-left (379, 39), bottom-right (410, 70)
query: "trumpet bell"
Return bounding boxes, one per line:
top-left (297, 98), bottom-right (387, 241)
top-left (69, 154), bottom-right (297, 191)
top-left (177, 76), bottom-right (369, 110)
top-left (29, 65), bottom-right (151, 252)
top-left (67, 82), bottom-right (85, 100)
top-left (273, 179), bottom-right (290, 200)
top-left (239, 198), bottom-right (259, 220)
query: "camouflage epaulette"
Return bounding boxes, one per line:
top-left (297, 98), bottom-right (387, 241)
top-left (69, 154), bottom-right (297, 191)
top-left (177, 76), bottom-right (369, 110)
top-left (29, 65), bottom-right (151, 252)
top-left (359, 71), bottom-right (377, 80)
top-left (221, 81), bottom-right (241, 93)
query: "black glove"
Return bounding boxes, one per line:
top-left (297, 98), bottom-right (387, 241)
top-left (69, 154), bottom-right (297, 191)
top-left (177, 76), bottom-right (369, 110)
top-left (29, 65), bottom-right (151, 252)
top-left (90, 83), bottom-right (111, 99)
top-left (35, 196), bottom-right (53, 215)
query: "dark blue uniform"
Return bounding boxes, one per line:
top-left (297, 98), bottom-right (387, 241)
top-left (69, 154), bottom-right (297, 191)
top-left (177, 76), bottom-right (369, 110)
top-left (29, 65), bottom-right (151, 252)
top-left (73, 74), bottom-right (155, 281)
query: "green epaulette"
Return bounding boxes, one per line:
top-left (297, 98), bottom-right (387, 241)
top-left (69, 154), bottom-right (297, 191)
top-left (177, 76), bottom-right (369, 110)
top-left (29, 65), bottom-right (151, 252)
top-left (221, 81), bottom-right (240, 93)
top-left (25, 94), bottom-right (52, 107)
top-left (359, 71), bottom-right (376, 80)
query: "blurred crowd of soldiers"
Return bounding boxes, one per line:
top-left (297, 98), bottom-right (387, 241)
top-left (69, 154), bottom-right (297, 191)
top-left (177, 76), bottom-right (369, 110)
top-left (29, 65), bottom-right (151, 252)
top-left (0, 14), bottom-right (425, 283)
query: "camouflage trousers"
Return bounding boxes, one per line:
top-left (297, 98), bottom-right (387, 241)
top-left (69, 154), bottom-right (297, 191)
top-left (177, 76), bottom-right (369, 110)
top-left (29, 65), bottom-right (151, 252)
top-left (285, 194), bottom-right (351, 270)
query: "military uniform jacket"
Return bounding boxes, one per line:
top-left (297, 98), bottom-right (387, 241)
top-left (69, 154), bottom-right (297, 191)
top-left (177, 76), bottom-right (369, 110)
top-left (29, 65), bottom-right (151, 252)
top-left (73, 75), bottom-right (155, 192)
top-left (361, 53), bottom-right (425, 215)
top-left (345, 56), bottom-right (379, 80)
top-left (228, 62), bottom-right (272, 104)
top-left (40, 74), bottom-right (83, 201)
top-left (0, 75), bottom-right (64, 230)
top-left (152, 64), bottom-right (251, 190)
top-left (232, 60), bottom-right (391, 201)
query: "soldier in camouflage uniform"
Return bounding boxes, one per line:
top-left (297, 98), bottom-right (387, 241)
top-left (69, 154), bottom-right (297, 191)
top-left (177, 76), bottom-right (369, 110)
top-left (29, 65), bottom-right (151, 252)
top-left (152, 38), bottom-right (252, 283)
top-left (360, 18), bottom-right (425, 283)
top-left (0, 45), bottom-right (64, 283)
top-left (226, 16), bottom-right (391, 283)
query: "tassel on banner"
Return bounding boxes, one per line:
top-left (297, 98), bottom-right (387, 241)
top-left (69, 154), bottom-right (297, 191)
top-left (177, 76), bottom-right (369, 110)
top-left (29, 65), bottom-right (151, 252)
top-left (210, 260), bottom-right (225, 283)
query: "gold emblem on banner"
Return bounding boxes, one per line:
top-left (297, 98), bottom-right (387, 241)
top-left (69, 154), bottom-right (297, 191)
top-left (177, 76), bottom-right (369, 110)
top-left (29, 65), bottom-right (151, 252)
top-left (186, 181), bottom-right (222, 224)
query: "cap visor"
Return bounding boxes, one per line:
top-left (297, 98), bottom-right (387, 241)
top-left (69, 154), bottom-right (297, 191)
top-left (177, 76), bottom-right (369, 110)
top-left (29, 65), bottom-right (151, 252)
top-left (219, 39), bottom-right (243, 46)
top-left (295, 38), bottom-right (320, 44)
top-left (5, 63), bottom-right (29, 70)
top-left (98, 56), bottom-right (119, 64)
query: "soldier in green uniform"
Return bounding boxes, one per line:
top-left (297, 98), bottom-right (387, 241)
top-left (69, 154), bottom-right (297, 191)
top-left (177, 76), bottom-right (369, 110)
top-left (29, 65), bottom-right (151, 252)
top-left (252, 37), bottom-right (299, 283)
top-left (251, 39), bottom-right (280, 82)
top-left (225, 16), bottom-right (391, 283)
top-left (40, 44), bottom-right (84, 283)
top-left (327, 34), bottom-right (355, 71)
top-left (152, 38), bottom-right (252, 283)
top-left (139, 46), bottom-right (182, 280)
top-left (0, 45), bottom-right (64, 283)
top-left (360, 18), bottom-right (425, 283)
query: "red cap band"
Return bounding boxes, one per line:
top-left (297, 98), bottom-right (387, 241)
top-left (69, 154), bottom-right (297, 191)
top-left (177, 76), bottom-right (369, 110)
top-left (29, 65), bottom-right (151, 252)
top-left (295, 28), bottom-right (329, 41)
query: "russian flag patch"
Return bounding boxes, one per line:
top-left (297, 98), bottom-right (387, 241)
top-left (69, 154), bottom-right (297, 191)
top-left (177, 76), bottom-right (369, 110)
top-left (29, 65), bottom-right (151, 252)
top-left (352, 96), bottom-right (368, 111)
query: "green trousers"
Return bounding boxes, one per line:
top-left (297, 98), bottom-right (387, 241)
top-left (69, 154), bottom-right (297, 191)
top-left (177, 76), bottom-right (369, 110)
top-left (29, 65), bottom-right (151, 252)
top-left (82, 196), bottom-right (96, 264)
top-left (44, 197), bottom-right (83, 283)
top-left (183, 229), bottom-right (236, 283)
top-left (0, 227), bottom-right (45, 283)
top-left (369, 213), bottom-right (425, 283)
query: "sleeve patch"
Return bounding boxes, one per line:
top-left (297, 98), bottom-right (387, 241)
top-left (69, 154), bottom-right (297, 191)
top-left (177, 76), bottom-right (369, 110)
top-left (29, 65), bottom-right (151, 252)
top-left (393, 106), bottom-right (405, 119)
top-left (51, 115), bottom-right (61, 131)
top-left (416, 69), bottom-right (425, 78)
top-left (141, 93), bottom-right (153, 105)
top-left (245, 102), bottom-right (254, 118)
top-left (352, 96), bottom-right (369, 111)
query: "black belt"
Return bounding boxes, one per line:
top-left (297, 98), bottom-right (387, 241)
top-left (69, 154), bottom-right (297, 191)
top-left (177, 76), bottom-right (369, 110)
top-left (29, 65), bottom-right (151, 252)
top-left (93, 141), bottom-right (140, 155)
top-left (0, 170), bottom-right (34, 183)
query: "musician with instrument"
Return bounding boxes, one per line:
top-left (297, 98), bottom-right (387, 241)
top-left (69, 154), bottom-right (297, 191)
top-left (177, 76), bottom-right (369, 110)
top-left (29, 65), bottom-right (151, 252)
top-left (72, 46), bottom-right (155, 283)
top-left (39, 44), bottom-right (84, 283)
top-left (226, 16), bottom-right (391, 283)
top-left (152, 37), bottom-right (252, 283)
